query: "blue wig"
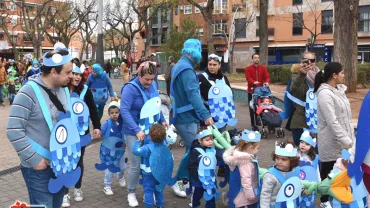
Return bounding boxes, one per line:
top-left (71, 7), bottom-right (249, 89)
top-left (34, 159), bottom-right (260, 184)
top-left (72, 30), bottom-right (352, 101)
top-left (181, 39), bottom-right (202, 64)
top-left (92, 63), bottom-right (104, 77)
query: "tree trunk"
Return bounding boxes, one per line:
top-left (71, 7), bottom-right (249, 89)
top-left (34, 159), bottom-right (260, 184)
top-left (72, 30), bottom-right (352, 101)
top-left (13, 46), bottom-right (19, 62)
top-left (114, 48), bottom-right (119, 58)
top-left (91, 44), bottom-right (97, 61)
top-left (205, 14), bottom-right (214, 54)
top-left (85, 43), bottom-right (89, 60)
top-left (259, 0), bottom-right (268, 65)
top-left (80, 40), bottom-right (86, 60)
top-left (333, 0), bottom-right (359, 93)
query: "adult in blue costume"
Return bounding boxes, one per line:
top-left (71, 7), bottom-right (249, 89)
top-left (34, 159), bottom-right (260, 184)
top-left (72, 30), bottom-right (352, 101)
top-left (120, 61), bottom-right (167, 207)
top-left (169, 39), bottom-right (214, 197)
top-left (7, 42), bottom-right (74, 208)
top-left (62, 64), bottom-right (101, 207)
top-left (85, 63), bottom-right (117, 120)
top-left (24, 58), bottom-right (41, 84)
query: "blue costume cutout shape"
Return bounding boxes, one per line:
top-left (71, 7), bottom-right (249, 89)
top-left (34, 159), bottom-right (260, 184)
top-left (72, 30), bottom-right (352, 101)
top-left (207, 78), bottom-right (237, 129)
top-left (138, 97), bottom-right (162, 135)
top-left (69, 90), bottom-right (91, 147)
top-left (148, 143), bottom-right (177, 192)
top-left (95, 120), bottom-right (125, 173)
top-left (305, 88), bottom-right (318, 133)
top-left (276, 177), bottom-right (303, 208)
top-left (49, 111), bottom-right (82, 194)
top-left (195, 147), bottom-right (220, 201)
top-left (348, 91), bottom-right (370, 187)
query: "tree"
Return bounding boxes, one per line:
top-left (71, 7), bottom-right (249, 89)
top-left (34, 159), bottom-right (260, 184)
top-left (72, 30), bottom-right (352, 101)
top-left (160, 19), bottom-right (200, 61)
top-left (0, 14), bottom-right (20, 61)
top-left (333, 0), bottom-right (359, 93)
top-left (103, 28), bottom-right (127, 59)
top-left (80, 11), bottom-right (98, 61)
top-left (258, 0), bottom-right (268, 65)
top-left (12, 0), bottom-right (53, 58)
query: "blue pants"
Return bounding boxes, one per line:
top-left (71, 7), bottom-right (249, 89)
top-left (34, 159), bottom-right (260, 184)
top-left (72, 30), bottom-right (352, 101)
top-left (104, 155), bottom-right (126, 186)
top-left (21, 166), bottom-right (66, 208)
top-left (143, 174), bottom-right (164, 208)
top-left (191, 186), bottom-right (215, 208)
top-left (0, 85), bottom-right (3, 104)
top-left (9, 93), bottom-right (15, 105)
top-left (175, 122), bottom-right (200, 151)
top-left (96, 104), bottom-right (105, 121)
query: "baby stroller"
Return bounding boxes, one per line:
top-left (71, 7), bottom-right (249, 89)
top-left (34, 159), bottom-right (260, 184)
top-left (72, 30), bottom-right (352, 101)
top-left (251, 86), bottom-right (285, 138)
top-left (159, 92), bottom-right (184, 148)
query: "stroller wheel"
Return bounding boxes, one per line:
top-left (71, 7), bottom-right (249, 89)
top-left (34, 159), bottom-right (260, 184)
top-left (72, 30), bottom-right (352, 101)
top-left (262, 129), bottom-right (268, 139)
top-left (179, 139), bottom-right (185, 147)
top-left (276, 129), bottom-right (280, 138)
top-left (281, 129), bottom-right (285, 138)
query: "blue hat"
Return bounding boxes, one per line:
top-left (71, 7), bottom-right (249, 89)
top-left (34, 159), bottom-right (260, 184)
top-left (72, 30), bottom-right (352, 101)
top-left (300, 131), bottom-right (316, 148)
top-left (42, 42), bottom-right (72, 67)
top-left (275, 142), bottom-right (298, 157)
top-left (72, 63), bottom-right (82, 74)
top-left (241, 129), bottom-right (261, 143)
top-left (9, 59), bottom-right (14, 63)
top-left (183, 39), bottom-right (202, 52)
top-left (196, 127), bottom-right (212, 140)
top-left (92, 63), bottom-right (104, 76)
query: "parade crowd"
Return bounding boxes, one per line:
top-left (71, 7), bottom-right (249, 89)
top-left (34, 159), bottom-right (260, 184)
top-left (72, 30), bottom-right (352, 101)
top-left (5, 39), bottom-right (363, 208)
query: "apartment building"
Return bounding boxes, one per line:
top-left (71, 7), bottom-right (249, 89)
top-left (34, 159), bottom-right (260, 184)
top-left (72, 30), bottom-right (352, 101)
top-left (0, 0), bottom-right (65, 59)
top-left (232, 0), bottom-right (370, 71)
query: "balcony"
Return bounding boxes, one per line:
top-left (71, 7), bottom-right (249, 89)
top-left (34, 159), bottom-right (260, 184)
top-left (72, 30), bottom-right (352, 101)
top-left (256, 28), bottom-right (275, 37)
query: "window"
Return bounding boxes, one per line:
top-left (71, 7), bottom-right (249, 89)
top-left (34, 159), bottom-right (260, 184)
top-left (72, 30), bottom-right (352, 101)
top-left (281, 48), bottom-right (305, 62)
top-left (0, 2), bottom-right (6, 10)
top-left (23, 34), bottom-right (32, 42)
top-left (175, 6), bottom-right (179, 15)
top-left (184, 5), bottom-right (192, 14)
top-left (9, 2), bottom-right (16, 11)
top-left (195, 6), bottom-right (200, 13)
top-left (151, 10), bottom-right (158, 25)
top-left (235, 18), bottom-right (246, 38)
top-left (161, 8), bottom-right (168, 24)
top-left (359, 6), bottom-right (370, 32)
top-left (161, 28), bottom-right (167, 44)
top-left (292, 13), bottom-right (303, 35)
top-left (256, 16), bottom-right (259, 36)
top-left (10, 16), bottom-right (17, 26)
top-left (321, 10), bottom-right (333, 34)
top-left (212, 20), bottom-right (228, 34)
top-left (152, 28), bottom-right (159, 45)
top-left (196, 28), bottom-right (204, 36)
top-left (214, 0), bottom-right (227, 14)
top-left (0, 17), bottom-right (4, 25)
top-left (321, 0), bottom-right (332, 2)
top-left (10, 34), bottom-right (18, 43)
top-left (293, 0), bottom-right (302, 5)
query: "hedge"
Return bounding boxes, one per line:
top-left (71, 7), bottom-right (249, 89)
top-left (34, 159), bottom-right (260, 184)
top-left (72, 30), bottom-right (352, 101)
top-left (228, 62), bottom-right (370, 85)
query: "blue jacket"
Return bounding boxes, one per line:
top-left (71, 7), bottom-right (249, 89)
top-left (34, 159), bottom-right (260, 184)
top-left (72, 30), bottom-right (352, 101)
top-left (85, 73), bottom-right (115, 104)
top-left (171, 56), bottom-right (211, 124)
top-left (101, 117), bottom-right (123, 139)
top-left (120, 77), bottom-right (165, 136)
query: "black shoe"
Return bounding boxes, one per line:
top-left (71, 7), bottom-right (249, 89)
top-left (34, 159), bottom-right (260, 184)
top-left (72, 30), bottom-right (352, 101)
top-left (217, 166), bottom-right (225, 177)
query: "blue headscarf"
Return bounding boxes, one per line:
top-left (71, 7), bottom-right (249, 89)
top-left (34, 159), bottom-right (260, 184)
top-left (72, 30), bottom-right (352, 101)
top-left (92, 63), bottom-right (104, 77)
top-left (181, 39), bottom-right (202, 64)
top-left (31, 58), bottom-right (40, 69)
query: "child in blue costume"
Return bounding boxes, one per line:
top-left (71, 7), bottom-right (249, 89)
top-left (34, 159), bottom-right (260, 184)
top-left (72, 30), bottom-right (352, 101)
top-left (24, 58), bottom-right (41, 84)
top-left (85, 63), bottom-right (117, 120)
top-left (133, 124), bottom-right (168, 208)
top-left (260, 140), bottom-right (301, 208)
top-left (223, 129), bottom-right (261, 208)
top-left (188, 126), bottom-right (219, 208)
top-left (298, 131), bottom-right (320, 208)
top-left (100, 101), bottom-right (126, 196)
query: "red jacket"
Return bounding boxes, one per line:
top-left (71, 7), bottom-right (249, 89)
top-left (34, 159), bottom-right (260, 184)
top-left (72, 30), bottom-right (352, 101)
top-left (245, 64), bottom-right (270, 93)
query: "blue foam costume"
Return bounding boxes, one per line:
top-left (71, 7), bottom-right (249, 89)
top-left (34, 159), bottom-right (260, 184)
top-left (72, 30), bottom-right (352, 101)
top-left (24, 58), bottom-right (41, 84)
top-left (95, 118), bottom-right (125, 173)
top-left (201, 72), bottom-right (237, 129)
top-left (280, 80), bottom-right (318, 133)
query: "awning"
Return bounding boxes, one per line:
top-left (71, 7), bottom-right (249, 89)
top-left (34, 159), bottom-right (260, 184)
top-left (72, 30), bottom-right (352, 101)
top-left (253, 43), bottom-right (307, 48)
top-left (0, 40), bottom-right (9, 50)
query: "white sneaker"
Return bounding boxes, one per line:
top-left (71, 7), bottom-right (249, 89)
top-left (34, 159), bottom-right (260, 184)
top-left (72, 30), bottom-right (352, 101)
top-left (74, 188), bottom-right (83, 202)
top-left (61, 195), bottom-right (70, 207)
top-left (127, 193), bottom-right (139, 207)
top-left (103, 186), bottom-right (114, 196)
top-left (222, 192), bottom-right (228, 206)
top-left (172, 181), bottom-right (187, 197)
top-left (320, 202), bottom-right (332, 208)
top-left (118, 177), bottom-right (126, 187)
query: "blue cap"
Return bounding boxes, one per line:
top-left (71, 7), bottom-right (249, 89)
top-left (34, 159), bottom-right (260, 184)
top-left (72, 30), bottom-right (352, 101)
top-left (275, 142), bottom-right (298, 157)
top-left (183, 39), bottom-right (202, 52)
top-left (72, 63), bottom-right (82, 74)
top-left (241, 129), bottom-right (261, 143)
top-left (196, 128), bottom-right (212, 140)
top-left (42, 42), bottom-right (72, 67)
top-left (300, 131), bottom-right (316, 148)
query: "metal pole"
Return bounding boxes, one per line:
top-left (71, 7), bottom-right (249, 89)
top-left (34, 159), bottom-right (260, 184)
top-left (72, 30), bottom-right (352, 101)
top-left (96, 0), bottom-right (104, 65)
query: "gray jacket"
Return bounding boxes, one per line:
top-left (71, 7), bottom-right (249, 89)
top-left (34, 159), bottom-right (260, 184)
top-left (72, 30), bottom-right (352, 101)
top-left (260, 170), bottom-right (289, 208)
top-left (317, 83), bottom-right (355, 162)
top-left (7, 74), bottom-right (69, 168)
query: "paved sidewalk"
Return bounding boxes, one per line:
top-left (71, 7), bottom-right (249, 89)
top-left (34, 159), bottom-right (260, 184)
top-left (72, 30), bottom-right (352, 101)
top-left (0, 78), bottom-right (291, 208)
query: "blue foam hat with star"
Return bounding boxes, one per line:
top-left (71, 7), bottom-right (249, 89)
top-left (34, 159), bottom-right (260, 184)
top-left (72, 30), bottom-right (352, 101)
top-left (196, 127), bottom-right (212, 140)
top-left (300, 130), bottom-right (316, 148)
top-left (183, 39), bottom-right (202, 52)
top-left (72, 63), bottom-right (82, 74)
top-left (275, 142), bottom-right (298, 157)
top-left (241, 129), bottom-right (261, 143)
top-left (42, 42), bottom-right (72, 67)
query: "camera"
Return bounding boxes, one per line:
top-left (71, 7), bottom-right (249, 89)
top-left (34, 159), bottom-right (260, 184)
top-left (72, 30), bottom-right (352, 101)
top-left (302, 58), bottom-right (311, 65)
